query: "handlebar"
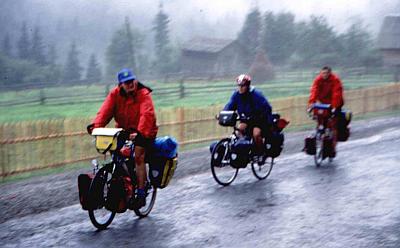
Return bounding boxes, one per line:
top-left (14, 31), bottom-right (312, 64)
top-left (309, 103), bottom-right (331, 111)
top-left (307, 103), bottom-right (337, 120)
top-left (216, 111), bottom-right (251, 121)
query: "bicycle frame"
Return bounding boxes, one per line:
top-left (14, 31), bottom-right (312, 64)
top-left (86, 130), bottom-right (158, 229)
top-left (309, 103), bottom-right (335, 166)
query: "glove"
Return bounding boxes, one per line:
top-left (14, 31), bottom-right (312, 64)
top-left (86, 123), bottom-right (95, 134)
top-left (129, 132), bottom-right (138, 140)
top-left (306, 103), bottom-right (314, 113)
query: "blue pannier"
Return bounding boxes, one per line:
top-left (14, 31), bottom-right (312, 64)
top-left (230, 137), bottom-right (251, 168)
top-left (149, 136), bottom-right (178, 189)
top-left (209, 141), bottom-right (218, 154)
top-left (153, 136), bottom-right (178, 159)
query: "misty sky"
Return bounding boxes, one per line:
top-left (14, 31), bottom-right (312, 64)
top-left (1, 0), bottom-right (399, 69)
top-left (31, 0), bottom-right (400, 38)
top-left (164, 0), bottom-right (400, 35)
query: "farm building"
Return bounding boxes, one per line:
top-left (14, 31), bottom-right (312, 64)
top-left (377, 15), bottom-right (400, 80)
top-left (180, 37), bottom-right (247, 78)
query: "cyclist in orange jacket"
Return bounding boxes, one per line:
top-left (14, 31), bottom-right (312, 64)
top-left (89, 68), bottom-right (158, 208)
top-left (308, 66), bottom-right (344, 157)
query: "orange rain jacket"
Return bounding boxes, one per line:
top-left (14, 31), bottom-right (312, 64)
top-left (92, 83), bottom-right (158, 139)
top-left (308, 73), bottom-right (344, 109)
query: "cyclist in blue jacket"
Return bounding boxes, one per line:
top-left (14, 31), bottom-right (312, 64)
top-left (224, 74), bottom-right (273, 160)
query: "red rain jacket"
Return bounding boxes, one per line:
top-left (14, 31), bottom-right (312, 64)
top-left (308, 73), bottom-right (344, 109)
top-left (93, 83), bottom-right (158, 139)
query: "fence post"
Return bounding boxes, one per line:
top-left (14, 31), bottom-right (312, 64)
top-left (178, 107), bottom-right (185, 145)
top-left (39, 89), bottom-right (45, 105)
top-left (179, 78), bottom-right (185, 99)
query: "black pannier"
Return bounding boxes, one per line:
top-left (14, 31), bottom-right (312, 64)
top-left (322, 136), bottom-right (334, 158)
top-left (149, 136), bottom-right (178, 189)
top-left (337, 109), bottom-right (352, 142)
top-left (230, 137), bottom-right (251, 168)
top-left (304, 136), bottom-right (316, 155)
top-left (87, 172), bottom-right (108, 210)
top-left (105, 176), bottom-right (128, 213)
top-left (78, 173), bottom-right (94, 210)
top-left (265, 131), bottom-right (284, 158)
top-left (337, 126), bottom-right (350, 142)
top-left (218, 111), bottom-right (238, 127)
top-left (149, 156), bottom-right (178, 189)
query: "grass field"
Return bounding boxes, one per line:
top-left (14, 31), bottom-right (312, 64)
top-left (0, 72), bottom-right (394, 123)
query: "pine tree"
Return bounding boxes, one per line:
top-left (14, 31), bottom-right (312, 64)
top-left (86, 53), bottom-right (102, 82)
top-left (153, 3), bottom-right (172, 74)
top-left (295, 16), bottom-right (341, 66)
top-left (2, 34), bottom-right (12, 57)
top-left (31, 26), bottom-right (47, 65)
top-left (47, 44), bottom-right (57, 67)
top-left (17, 22), bottom-right (31, 60)
top-left (106, 17), bottom-right (140, 77)
top-left (340, 19), bottom-right (372, 67)
top-left (46, 44), bottom-right (62, 82)
top-left (63, 41), bottom-right (82, 82)
top-left (261, 12), bottom-right (296, 65)
top-left (237, 7), bottom-right (262, 66)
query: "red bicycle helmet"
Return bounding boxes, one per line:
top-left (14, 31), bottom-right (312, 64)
top-left (236, 74), bottom-right (251, 86)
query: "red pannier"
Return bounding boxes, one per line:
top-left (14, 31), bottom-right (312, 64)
top-left (78, 173), bottom-right (94, 210)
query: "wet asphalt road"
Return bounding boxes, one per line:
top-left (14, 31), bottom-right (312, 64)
top-left (1, 116), bottom-right (400, 248)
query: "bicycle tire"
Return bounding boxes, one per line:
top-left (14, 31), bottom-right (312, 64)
top-left (88, 169), bottom-right (116, 230)
top-left (211, 138), bottom-right (238, 186)
top-left (251, 157), bottom-right (274, 180)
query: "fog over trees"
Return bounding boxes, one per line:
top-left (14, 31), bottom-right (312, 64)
top-left (0, 0), bottom-right (399, 85)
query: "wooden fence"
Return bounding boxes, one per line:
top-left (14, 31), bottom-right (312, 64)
top-left (0, 83), bottom-right (399, 177)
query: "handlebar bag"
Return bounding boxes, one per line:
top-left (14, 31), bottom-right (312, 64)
top-left (92, 128), bottom-right (123, 153)
top-left (218, 111), bottom-right (238, 127)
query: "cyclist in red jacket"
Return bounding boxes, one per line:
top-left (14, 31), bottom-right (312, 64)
top-left (308, 66), bottom-right (344, 157)
top-left (90, 68), bottom-right (158, 208)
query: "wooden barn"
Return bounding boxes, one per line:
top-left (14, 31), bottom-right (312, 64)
top-left (378, 15), bottom-right (400, 80)
top-left (180, 37), bottom-right (247, 78)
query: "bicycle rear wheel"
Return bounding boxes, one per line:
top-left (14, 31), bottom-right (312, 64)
top-left (88, 168), bottom-right (116, 230)
top-left (134, 182), bottom-right (157, 217)
top-left (251, 156), bottom-right (274, 180)
top-left (134, 163), bottom-right (157, 217)
top-left (211, 138), bottom-right (238, 186)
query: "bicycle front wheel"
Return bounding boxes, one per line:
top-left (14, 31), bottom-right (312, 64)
top-left (314, 135), bottom-right (324, 167)
top-left (211, 138), bottom-right (238, 186)
top-left (251, 156), bottom-right (274, 180)
top-left (88, 169), bottom-right (116, 230)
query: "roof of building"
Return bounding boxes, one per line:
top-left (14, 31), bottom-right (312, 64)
top-left (181, 37), bottom-right (236, 53)
top-left (378, 15), bottom-right (400, 49)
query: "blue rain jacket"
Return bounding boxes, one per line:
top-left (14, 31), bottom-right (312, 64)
top-left (223, 86), bottom-right (273, 125)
